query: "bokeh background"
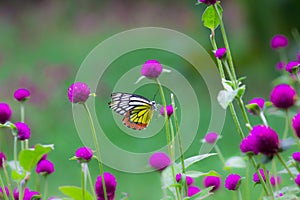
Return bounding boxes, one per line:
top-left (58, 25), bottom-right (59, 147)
top-left (0, 0), bottom-right (300, 199)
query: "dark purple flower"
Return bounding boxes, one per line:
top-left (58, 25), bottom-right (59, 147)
top-left (247, 97), bottom-right (265, 115)
top-left (270, 84), bottom-right (297, 109)
top-left (0, 103), bottom-right (12, 124)
top-left (95, 172), bottom-right (117, 200)
top-left (295, 174), bottom-right (300, 186)
top-left (15, 122), bottom-right (31, 140)
top-left (14, 188), bottom-right (40, 200)
top-left (270, 34), bottom-right (288, 49)
top-left (214, 48), bottom-right (227, 59)
top-left (203, 176), bottom-right (221, 192)
top-left (187, 186), bottom-right (201, 197)
top-left (276, 61), bottom-right (285, 71)
top-left (0, 186), bottom-right (9, 197)
top-left (75, 146), bottom-right (93, 162)
top-left (250, 125), bottom-right (279, 156)
top-left (0, 152), bottom-right (6, 168)
top-left (293, 151), bottom-right (300, 162)
top-left (286, 61), bottom-right (299, 73)
top-left (198, 0), bottom-right (217, 5)
top-left (239, 135), bottom-right (258, 155)
top-left (292, 113), bottom-right (300, 138)
top-left (14, 88), bottom-right (30, 102)
top-left (68, 82), bottom-right (90, 103)
top-left (175, 173), bottom-right (194, 186)
top-left (204, 132), bottom-right (218, 144)
top-left (225, 174), bottom-right (241, 191)
top-left (141, 60), bottom-right (163, 79)
top-left (149, 152), bottom-right (171, 171)
top-left (159, 105), bottom-right (173, 117)
top-left (36, 159), bottom-right (55, 175)
top-left (270, 175), bottom-right (281, 186)
top-left (253, 169), bottom-right (268, 183)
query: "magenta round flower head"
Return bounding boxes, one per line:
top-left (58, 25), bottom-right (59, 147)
top-left (160, 105), bottom-right (173, 117)
top-left (253, 169), bottom-right (269, 183)
top-left (14, 88), bottom-right (30, 102)
top-left (95, 172), bottom-right (117, 200)
top-left (187, 186), bottom-right (201, 197)
top-left (247, 97), bottom-right (265, 115)
top-left (286, 61), bottom-right (300, 73)
top-left (225, 174), bottom-right (241, 191)
top-left (0, 103), bottom-right (12, 124)
top-left (141, 60), bottom-right (163, 79)
top-left (175, 173), bottom-right (194, 186)
top-left (14, 188), bottom-right (40, 200)
top-left (0, 186), bottom-right (9, 197)
top-left (270, 175), bottom-right (281, 187)
top-left (214, 48), bottom-right (227, 59)
top-left (292, 152), bottom-right (300, 162)
top-left (292, 113), bottom-right (300, 138)
top-left (198, 0), bottom-right (216, 5)
top-left (270, 84), bottom-right (297, 109)
top-left (149, 152), bottom-right (171, 171)
top-left (295, 174), bottom-right (300, 186)
top-left (204, 132), bottom-right (218, 144)
top-left (15, 122), bottom-right (31, 140)
top-left (36, 159), bottom-right (54, 175)
top-left (203, 176), bottom-right (221, 192)
top-left (276, 61), bottom-right (285, 71)
top-left (239, 135), bottom-right (258, 155)
top-left (75, 146), bottom-right (93, 162)
top-left (68, 82), bottom-right (90, 103)
top-left (0, 151), bottom-right (6, 168)
top-left (250, 125), bottom-right (279, 156)
top-left (270, 34), bottom-right (288, 49)
top-left (298, 52), bottom-right (300, 62)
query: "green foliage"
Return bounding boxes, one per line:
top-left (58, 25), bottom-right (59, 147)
top-left (201, 4), bottom-right (222, 30)
top-left (59, 186), bottom-right (93, 200)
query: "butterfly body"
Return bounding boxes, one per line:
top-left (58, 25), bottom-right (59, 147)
top-left (109, 93), bottom-right (156, 130)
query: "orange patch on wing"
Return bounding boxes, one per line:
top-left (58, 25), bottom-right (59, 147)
top-left (123, 111), bottom-right (148, 130)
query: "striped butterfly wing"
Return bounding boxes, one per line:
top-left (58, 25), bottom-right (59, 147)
top-left (109, 92), bottom-right (155, 130)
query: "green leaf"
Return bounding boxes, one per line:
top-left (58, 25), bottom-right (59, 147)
top-left (186, 170), bottom-right (218, 178)
top-left (182, 153), bottom-right (217, 169)
top-left (19, 144), bottom-right (54, 171)
top-left (11, 169), bottom-right (27, 182)
top-left (59, 186), bottom-right (93, 200)
top-left (225, 156), bottom-right (246, 169)
top-left (217, 90), bottom-right (238, 109)
top-left (201, 4), bottom-right (222, 30)
top-left (236, 85), bottom-right (246, 98)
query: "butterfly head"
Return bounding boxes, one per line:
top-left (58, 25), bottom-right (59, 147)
top-left (150, 101), bottom-right (157, 110)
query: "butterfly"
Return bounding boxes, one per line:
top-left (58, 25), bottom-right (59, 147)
top-left (108, 92), bottom-right (156, 130)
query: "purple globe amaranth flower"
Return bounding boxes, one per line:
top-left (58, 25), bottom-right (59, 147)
top-left (203, 176), bottom-right (221, 192)
top-left (159, 105), bottom-right (173, 117)
top-left (204, 132), bottom-right (219, 144)
top-left (276, 61), bottom-right (285, 71)
top-left (36, 159), bottom-right (55, 175)
top-left (149, 152), bottom-right (171, 171)
top-left (68, 82), bottom-right (90, 103)
top-left (14, 88), bottom-right (30, 102)
top-left (14, 188), bottom-right (40, 200)
top-left (187, 186), bottom-right (201, 197)
top-left (0, 152), bottom-right (6, 168)
top-left (214, 48), bottom-right (227, 59)
top-left (292, 113), bottom-right (300, 138)
top-left (270, 84), bottom-right (297, 109)
top-left (250, 125), bottom-right (279, 156)
top-left (141, 60), bottom-right (163, 79)
top-left (270, 34), bottom-right (289, 49)
top-left (95, 172), bottom-right (117, 200)
top-left (270, 175), bottom-right (281, 186)
top-left (225, 174), bottom-right (241, 191)
top-left (253, 169), bottom-right (269, 183)
top-left (75, 146), bottom-right (93, 162)
top-left (198, 0), bottom-right (217, 5)
top-left (0, 103), bottom-right (12, 124)
top-left (292, 151), bottom-right (300, 162)
top-left (15, 122), bottom-right (31, 140)
top-left (247, 97), bottom-right (265, 115)
top-left (295, 174), bottom-right (300, 186)
top-left (286, 61), bottom-right (300, 73)
top-left (239, 135), bottom-right (258, 155)
top-left (0, 186), bottom-right (9, 197)
top-left (175, 173), bottom-right (194, 186)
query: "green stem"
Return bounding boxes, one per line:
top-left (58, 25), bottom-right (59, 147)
top-left (43, 175), bottom-right (48, 200)
top-left (0, 174), bottom-right (9, 200)
top-left (237, 98), bottom-right (252, 131)
top-left (87, 165), bottom-right (97, 199)
top-left (81, 163), bottom-right (86, 199)
top-left (276, 153), bottom-right (295, 179)
top-left (214, 144), bottom-right (227, 170)
top-left (245, 160), bottom-right (250, 200)
top-left (272, 159), bottom-right (279, 192)
top-left (229, 104), bottom-right (245, 139)
top-left (222, 60), bottom-right (237, 89)
top-left (2, 163), bottom-right (12, 196)
top-left (210, 33), bottom-right (225, 78)
top-left (20, 103), bottom-right (25, 123)
top-left (249, 157), bottom-right (269, 195)
top-left (238, 188), bottom-right (243, 200)
top-left (283, 109), bottom-right (289, 139)
top-left (259, 112), bottom-right (268, 127)
top-left (83, 103), bottom-right (108, 200)
top-left (13, 136), bottom-right (18, 171)
top-left (264, 168), bottom-right (275, 200)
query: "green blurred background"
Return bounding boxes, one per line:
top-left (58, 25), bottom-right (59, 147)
top-left (0, 0), bottom-right (300, 199)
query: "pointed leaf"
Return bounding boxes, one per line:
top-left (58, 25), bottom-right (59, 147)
top-left (186, 170), bottom-right (218, 178)
top-left (225, 156), bottom-right (246, 169)
top-left (201, 4), bottom-right (222, 30)
top-left (182, 153), bottom-right (217, 169)
top-left (59, 186), bottom-right (93, 200)
top-left (217, 90), bottom-right (238, 109)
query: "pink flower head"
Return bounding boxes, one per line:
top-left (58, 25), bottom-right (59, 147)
top-left (75, 146), bottom-right (93, 162)
top-left (214, 48), bottom-right (227, 59)
top-left (270, 175), bottom-right (281, 187)
top-left (203, 176), bottom-right (221, 192)
top-left (0, 152), bottom-right (6, 168)
top-left (270, 84), bottom-right (297, 109)
top-left (14, 88), bottom-right (30, 102)
top-left (14, 188), bottom-right (40, 200)
top-left (286, 61), bottom-right (299, 73)
top-left (187, 186), bottom-right (201, 197)
top-left (292, 151), bottom-right (300, 162)
top-left (204, 132), bottom-right (218, 144)
top-left (160, 105), bottom-right (173, 117)
top-left (276, 61), bottom-right (285, 71)
top-left (36, 159), bottom-right (55, 175)
top-left (295, 174), bottom-right (300, 186)
top-left (247, 97), bottom-right (265, 115)
top-left (292, 113), bottom-right (300, 138)
top-left (0, 103), bottom-right (12, 124)
top-left (95, 172), bottom-right (117, 200)
top-left (175, 173), bottom-right (194, 186)
top-left (68, 82), bottom-right (90, 103)
top-left (270, 34), bottom-right (288, 49)
top-left (225, 174), bottom-right (241, 191)
top-left (15, 122), bottom-right (31, 140)
top-left (141, 60), bottom-right (163, 79)
top-left (198, 0), bottom-right (217, 5)
top-left (149, 152), bottom-right (171, 171)
top-left (0, 186), bottom-right (9, 197)
top-left (239, 134), bottom-right (258, 155)
top-left (253, 169), bottom-right (269, 183)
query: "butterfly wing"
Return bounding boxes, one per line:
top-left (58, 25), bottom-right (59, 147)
top-left (109, 92), bottom-right (155, 130)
